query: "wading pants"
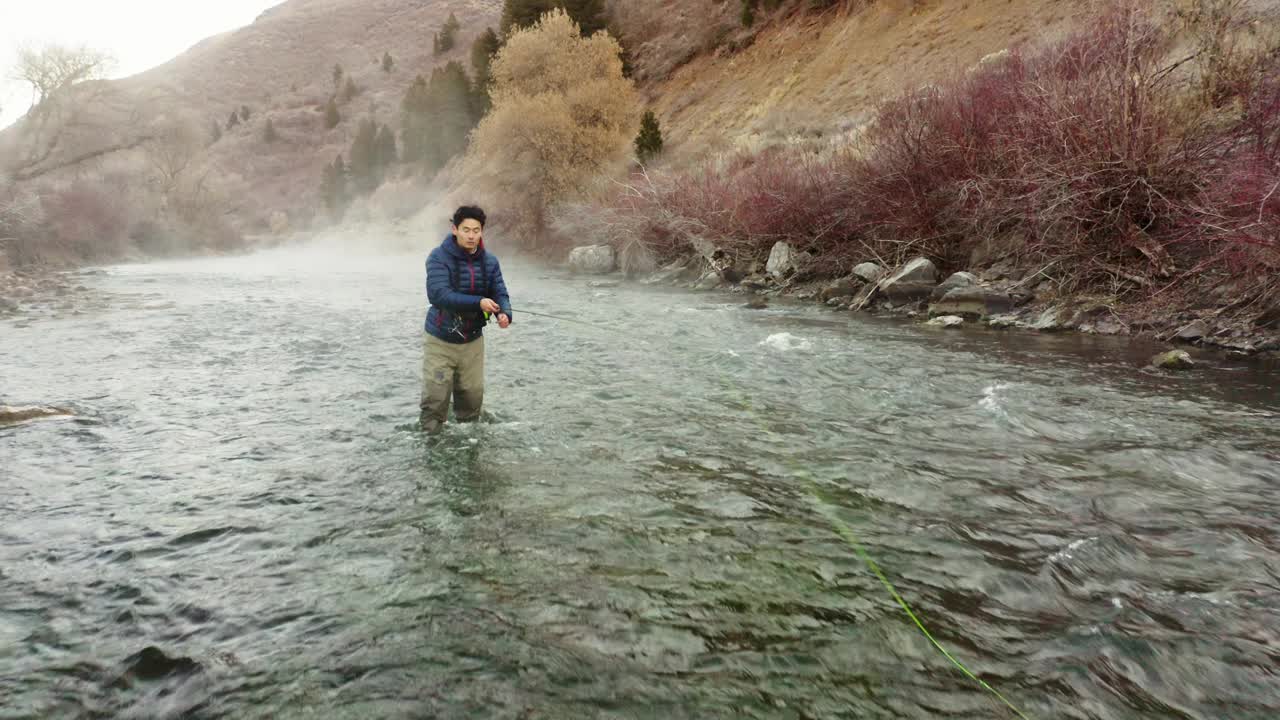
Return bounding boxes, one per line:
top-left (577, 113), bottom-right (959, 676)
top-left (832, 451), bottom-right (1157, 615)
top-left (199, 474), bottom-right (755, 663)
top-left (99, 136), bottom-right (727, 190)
top-left (420, 333), bottom-right (485, 432)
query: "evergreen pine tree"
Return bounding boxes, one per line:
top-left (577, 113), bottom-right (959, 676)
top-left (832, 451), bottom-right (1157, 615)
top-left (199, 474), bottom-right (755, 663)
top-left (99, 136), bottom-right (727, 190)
top-left (635, 110), bottom-right (664, 163)
top-left (470, 28), bottom-right (501, 117)
top-left (348, 117), bottom-right (381, 193)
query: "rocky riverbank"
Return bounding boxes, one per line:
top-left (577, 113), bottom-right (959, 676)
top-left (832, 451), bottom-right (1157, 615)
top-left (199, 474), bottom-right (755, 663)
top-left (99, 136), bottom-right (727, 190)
top-left (567, 243), bottom-right (1280, 369)
top-left (0, 267), bottom-right (111, 323)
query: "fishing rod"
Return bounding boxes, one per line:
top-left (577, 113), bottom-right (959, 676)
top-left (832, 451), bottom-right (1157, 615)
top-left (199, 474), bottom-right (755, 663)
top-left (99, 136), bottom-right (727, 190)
top-left (508, 304), bottom-right (1034, 719)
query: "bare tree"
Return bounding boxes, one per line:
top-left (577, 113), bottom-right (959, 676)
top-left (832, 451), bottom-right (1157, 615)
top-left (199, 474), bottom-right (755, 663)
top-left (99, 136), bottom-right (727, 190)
top-left (144, 120), bottom-right (203, 193)
top-left (6, 44), bottom-right (117, 176)
top-left (13, 43), bottom-right (113, 114)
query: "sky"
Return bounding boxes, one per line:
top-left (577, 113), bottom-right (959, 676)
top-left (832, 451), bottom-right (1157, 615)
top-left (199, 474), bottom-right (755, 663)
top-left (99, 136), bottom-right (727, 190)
top-left (1, 0), bottom-right (283, 127)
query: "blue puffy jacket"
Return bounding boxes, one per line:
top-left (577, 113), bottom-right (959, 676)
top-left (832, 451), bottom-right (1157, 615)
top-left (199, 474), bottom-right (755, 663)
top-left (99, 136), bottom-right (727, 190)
top-left (424, 234), bottom-right (513, 344)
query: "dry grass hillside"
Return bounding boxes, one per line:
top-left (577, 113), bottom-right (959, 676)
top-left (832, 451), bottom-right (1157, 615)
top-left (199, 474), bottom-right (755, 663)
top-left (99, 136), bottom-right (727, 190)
top-left (621, 0), bottom-right (1097, 158)
top-left (0, 0), bottom-right (502, 240)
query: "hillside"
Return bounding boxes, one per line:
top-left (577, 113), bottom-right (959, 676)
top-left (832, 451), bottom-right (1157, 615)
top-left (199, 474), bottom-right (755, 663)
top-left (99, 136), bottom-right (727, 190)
top-left (614, 0), bottom-right (1094, 158)
top-left (0, 0), bottom-right (502, 239)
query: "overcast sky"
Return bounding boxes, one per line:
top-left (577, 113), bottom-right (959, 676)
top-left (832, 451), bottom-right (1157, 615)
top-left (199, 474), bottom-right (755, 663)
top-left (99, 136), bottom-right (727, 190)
top-left (2, 0), bottom-right (283, 127)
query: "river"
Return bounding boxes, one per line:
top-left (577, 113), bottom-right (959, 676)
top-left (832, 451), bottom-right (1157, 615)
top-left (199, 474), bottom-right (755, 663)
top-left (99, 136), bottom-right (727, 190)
top-left (2, 246), bottom-right (1278, 719)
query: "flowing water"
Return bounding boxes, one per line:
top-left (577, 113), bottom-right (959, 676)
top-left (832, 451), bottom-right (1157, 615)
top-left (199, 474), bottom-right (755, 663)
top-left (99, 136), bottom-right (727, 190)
top-left (2, 246), bottom-right (1278, 719)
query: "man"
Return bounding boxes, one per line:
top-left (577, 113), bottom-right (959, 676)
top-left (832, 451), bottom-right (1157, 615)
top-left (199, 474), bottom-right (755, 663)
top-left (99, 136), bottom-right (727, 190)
top-left (420, 205), bottom-right (512, 432)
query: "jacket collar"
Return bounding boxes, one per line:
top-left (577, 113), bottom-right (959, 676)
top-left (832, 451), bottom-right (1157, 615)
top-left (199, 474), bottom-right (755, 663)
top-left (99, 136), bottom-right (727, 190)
top-left (442, 233), bottom-right (485, 259)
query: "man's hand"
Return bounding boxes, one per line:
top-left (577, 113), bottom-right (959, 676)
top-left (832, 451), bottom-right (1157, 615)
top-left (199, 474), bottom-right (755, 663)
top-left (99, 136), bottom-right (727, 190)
top-left (480, 298), bottom-right (500, 314)
top-left (497, 313), bottom-right (510, 329)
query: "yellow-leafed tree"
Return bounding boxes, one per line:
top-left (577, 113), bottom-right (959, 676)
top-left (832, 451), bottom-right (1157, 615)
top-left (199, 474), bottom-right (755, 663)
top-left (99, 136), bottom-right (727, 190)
top-left (468, 9), bottom-right (638, 244)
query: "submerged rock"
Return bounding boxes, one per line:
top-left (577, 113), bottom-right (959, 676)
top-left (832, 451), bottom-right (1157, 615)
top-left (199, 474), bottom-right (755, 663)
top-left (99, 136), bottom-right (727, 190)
top-left (926, 315), bottom-right (965, 328)
top-left (0, 405), bottom-right (74, 426)
top-left (1152, 349), bottom-right (1195, 370)
top-left (113, 646), bottom-right (203, 689)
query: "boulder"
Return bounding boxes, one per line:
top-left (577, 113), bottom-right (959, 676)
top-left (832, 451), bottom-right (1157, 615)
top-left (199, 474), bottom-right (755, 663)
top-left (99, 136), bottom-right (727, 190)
top-left (1174, 319), bottom-right (1210, 342)
top-left (568, 245), bottom-right (617, 274)
top-left (877, 257), bottom-right (938, 303)
top-left (930, 271), bottom-right (979, 301)
top-left (766, 242), bottom-right (798, 279)
top-left (820, 276), bottom-right (863, 301)
top-left (1152, 349), bottom-right (1195, 370)
top-left (851, 262), bottom-right (886, 284)
top-left (930, 286), bottom-right (1015, 318)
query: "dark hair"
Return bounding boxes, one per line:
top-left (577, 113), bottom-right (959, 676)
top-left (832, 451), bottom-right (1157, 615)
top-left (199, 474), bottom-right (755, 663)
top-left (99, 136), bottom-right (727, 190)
top-left (451, 205), bottom-right (486, 228)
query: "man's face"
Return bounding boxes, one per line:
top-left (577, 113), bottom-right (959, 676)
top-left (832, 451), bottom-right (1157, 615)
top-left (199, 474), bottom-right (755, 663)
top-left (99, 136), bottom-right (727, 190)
top-left (454, 219), bottom-right (483, 253)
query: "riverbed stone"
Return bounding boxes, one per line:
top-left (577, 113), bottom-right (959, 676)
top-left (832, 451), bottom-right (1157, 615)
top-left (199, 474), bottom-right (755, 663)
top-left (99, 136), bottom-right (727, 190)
top-left (820, 276), bottom-right (862, 301)
top-left (930, 286), bottom-right (1015, 318)
top-left (851, 262), bottom-right (885, 284)
top-left (1152, 349), bottom-right (1195, 370)
top-left (926, 315), bottom-right (965, 328)
top-left (930, 271), bottom-right (979, 301)
top-left (0, 405), bottom-right (74, 426)
top-left (766, 242), bottom-right (798, 279)
top-left (878, 257), bottom-right (938, 303)
top-left (1174, 319), bottom-right (1210, 342)
top-left (568, 245), bottom-right (617, 274)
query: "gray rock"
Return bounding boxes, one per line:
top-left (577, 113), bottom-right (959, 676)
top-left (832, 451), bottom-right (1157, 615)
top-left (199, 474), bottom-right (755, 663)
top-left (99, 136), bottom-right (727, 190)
top-left (930, 271), bottom-right (978, 301)
top-left (878, 258), bottom-right (938, 303)
top-left (1175, 319), bottom-right (1210, 342)
top-left (819, 276), bottom-right (862, 301)
top-left (766, 242), bottom-right (804, 279)
top-left (986, 313), bottom-right (1022, 329)
top-left (926, 315), bottom-right (964, 328)
top-left (825, 295), bottom-right (855, 307)
top-left (1152, 349), bottom-right (1195, 370)
top-left (568, 245), bottom-right (617, 274)
top-left (851, 262), bottom-right (886, 284)
top-left (887, 257), bottom-right (938, 285)
top-left (1029, 307), bottom-right (1066, 332)
top-left (694, 271), bottom-right (722, 290)
top-left (588, 280), bottom-right (619, 288)
top-left (0, 405), bottom-right (74, 426)
top-left (744, 298), bottom-right (769, 310)
top-left (930, 286), bottom-right (1015, 318)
